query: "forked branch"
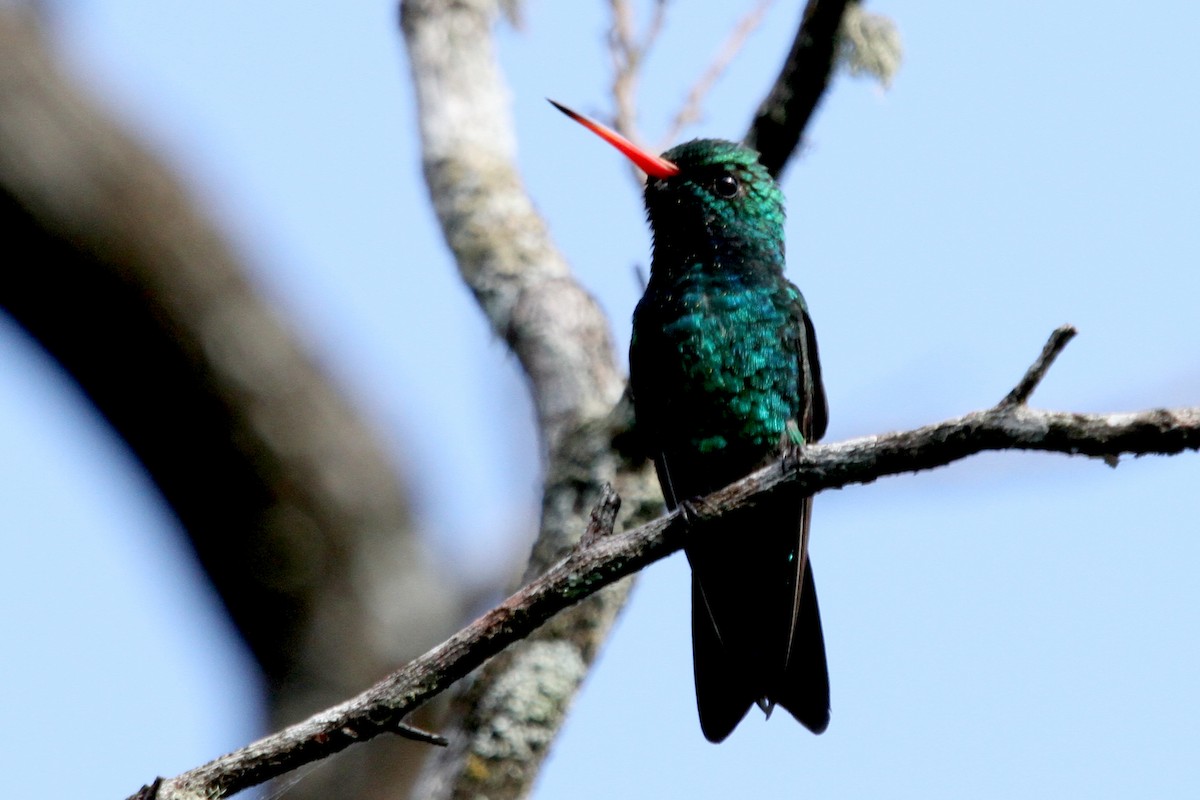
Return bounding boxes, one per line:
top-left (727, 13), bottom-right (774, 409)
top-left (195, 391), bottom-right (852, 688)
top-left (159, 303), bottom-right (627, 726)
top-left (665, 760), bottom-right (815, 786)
top-left (129, 326), bottom-right (1200, 800)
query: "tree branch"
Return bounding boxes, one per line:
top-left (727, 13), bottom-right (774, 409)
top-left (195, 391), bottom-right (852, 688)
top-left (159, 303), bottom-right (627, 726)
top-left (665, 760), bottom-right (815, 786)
top-left (131, 327), bottom-right (1200, 799)
top-left (400, 1), bottom-right (662, 797)
top-left (608, 0), bottom-right (669, 185)
top-left (999, 323), bottom-right (1076, 409)
top-left (661, 0), bottom-right (777, 147)
top-left (744, 0), bottom-right (853, 177)
top-left (0, 9), bottom-right (459, 797)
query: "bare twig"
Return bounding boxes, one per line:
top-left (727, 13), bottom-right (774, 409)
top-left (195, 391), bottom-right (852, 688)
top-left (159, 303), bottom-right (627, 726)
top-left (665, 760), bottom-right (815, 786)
top-left (662, 0), bottom-right (777, 146)
top-left (643, 0), bottom-right (669, 53)
top-left (578, 483), bottom-right (622, 549)
top-left (393, 722), bottom-right (449, 747)
top-left (608, 0), bottom-right (671, 185)
top-left (999, 324), bottom-right (1077, 409)
top-left (132, 327), bottom-right (1200, 800)
top-left (609, 0), bottom-right (639, 140)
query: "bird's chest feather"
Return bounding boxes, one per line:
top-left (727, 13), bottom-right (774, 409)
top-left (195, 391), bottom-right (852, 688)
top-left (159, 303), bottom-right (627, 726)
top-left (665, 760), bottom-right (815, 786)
top-left (631, 271), bottom-right (801, 463)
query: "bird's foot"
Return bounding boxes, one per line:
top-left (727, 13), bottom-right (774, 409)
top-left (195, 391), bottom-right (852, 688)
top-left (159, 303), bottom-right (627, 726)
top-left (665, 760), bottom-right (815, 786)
top-left (780, 420), bottom-right (806, 474)
top-left (678, 496), bottom-right (718, 527)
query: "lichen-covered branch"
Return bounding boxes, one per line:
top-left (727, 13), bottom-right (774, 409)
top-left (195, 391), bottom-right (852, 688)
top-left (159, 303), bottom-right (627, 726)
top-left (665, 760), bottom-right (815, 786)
top-left (399, 1), bottom-right (898, 796)
top-left (400, 1), bottom-right (661, 798)
top-left (131, 327), bottom-right (1200, 800)
top-left (745, 0), bottom-right (901, 176)
top-left (744, 0), bottom-right (853, 175)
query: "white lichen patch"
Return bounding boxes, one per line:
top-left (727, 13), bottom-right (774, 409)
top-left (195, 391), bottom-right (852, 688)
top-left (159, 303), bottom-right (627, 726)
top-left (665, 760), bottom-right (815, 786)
top-left (470, 640), bottom-right (587, 762)
top-left (838, 5), bottom-right (903, 89)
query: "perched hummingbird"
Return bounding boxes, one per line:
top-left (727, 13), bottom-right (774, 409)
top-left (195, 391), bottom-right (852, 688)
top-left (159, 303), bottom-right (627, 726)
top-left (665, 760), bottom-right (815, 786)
top-left (551, 100), bottom-right (829, 742)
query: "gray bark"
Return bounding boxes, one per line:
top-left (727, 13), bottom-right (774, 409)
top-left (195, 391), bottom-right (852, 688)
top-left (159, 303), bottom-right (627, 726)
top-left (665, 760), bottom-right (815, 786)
top-left (131, 326), bottom-right (1200, 800)
top-left (0, 9), bottom-right (459, 799)
top-left (400, 1), bottom-right (662, 798)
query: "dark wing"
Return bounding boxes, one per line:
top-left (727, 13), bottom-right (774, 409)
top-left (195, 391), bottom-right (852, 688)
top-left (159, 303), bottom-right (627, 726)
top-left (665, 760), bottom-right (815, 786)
top-left (628, 306), bottom-right (681, 509)
top-left (773, 556), bottom-right (830, 732)
top-left (631, 285), bottom-right (832, 739)
top-left (798, 303), bottom-right (828, 443)
top-left (690, 571), bottom-right (756, 741)
top-left (773, 293), bottom-right (831, 732)
top-left (687, 291), bottom-right (833, 739)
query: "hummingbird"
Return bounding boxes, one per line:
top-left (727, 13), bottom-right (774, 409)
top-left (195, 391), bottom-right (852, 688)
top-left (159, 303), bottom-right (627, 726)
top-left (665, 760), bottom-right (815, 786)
top-left (551, 100), bottom-right (829, 742)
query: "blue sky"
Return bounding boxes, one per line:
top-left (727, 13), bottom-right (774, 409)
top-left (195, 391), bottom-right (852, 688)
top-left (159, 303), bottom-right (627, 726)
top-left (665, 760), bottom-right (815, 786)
top-left (3, 3), bottom-right (1199, 798)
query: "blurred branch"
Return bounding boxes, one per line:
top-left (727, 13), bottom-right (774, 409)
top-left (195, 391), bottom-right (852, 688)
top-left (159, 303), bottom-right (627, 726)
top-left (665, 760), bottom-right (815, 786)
top-left (745, 0), bottom-right (901, 177)
top-left (401, 0), bottom-right (661, 798)
top-left (610, 0), bottom-right (780, 179)
top-left (661, 0), bottom-right (776, 146)
top-left (609, 1), bottom-right (902, 183)
top-left (0, 8), bottom-right (458, 799)
top-left (744, 0), bottom-right (852, 177)
top-left (609, 0), bottom-right (669, 183)
top-left (133, 325), bottom-right (1200, 800)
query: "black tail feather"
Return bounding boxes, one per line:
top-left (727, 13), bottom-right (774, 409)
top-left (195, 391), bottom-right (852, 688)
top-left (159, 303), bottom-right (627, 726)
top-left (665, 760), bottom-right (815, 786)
top-left (691, 573), bottom-right (756, 742)
top-left (773, 561), bottom-right (830, 733)
top-left (688, 493), bottom-right (829, 741)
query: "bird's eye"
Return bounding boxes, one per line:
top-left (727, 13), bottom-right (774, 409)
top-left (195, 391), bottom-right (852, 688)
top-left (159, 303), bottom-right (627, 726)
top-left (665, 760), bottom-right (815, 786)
top-left (714, 174), bottom-right (739, 198)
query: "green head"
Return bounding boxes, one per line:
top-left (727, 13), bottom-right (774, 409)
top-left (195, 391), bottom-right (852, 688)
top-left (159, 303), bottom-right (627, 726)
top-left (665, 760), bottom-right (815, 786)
top-left (549, 101), bottom-right (785, 279)
top-left (646, 139), bottom-right (785, 275)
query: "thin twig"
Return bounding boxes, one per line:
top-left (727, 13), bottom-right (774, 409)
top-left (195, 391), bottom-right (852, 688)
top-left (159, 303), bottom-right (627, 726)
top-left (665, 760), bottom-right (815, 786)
top-left (609, 0), bottom-right (668, 142)
top-left (393, 722), bottom-right (448, 747)
top-left (578, 483), bottom-right (622, 549)
top-left (608, 0), bottom-right (670, 185)
top-left (609, 0), bottom-right (638, 140)
top-left (642, 0), bottom-right (669, 55)
top-left (662, 0), bottom-right (777, 147)
top-left (999, 324), bottom-right (1078, 409)
top-left (132, 327), bottom-right (1200, 800)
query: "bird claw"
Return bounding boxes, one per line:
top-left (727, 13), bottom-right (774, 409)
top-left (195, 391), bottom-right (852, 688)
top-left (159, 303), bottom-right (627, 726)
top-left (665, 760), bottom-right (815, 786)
top-left (780, 420), bottom-right (806, 474)
top-left (781, 445), bottom-right (802, 474)
top-left (679, 497), bottom-right (718, 526)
